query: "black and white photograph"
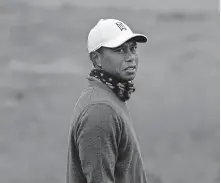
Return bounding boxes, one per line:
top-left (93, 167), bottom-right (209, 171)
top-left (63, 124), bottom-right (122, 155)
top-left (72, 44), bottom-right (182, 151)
top-left (0, 0), bottom-right (219, 183)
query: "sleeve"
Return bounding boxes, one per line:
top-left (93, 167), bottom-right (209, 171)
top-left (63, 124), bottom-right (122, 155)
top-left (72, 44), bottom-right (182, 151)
top-left (75, 103), bottom-right (121, 183)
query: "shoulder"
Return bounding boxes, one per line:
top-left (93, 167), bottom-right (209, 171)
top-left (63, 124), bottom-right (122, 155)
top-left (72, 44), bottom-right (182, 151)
top-left (81, 103), bottom-right (121, 124)
top-left (84, 103), bottom-right (117, 116)
top-left (77, 103), bottom-right (122, 135)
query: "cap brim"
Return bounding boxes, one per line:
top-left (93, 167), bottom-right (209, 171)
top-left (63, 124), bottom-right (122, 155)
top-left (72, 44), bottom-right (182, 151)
top-left (103, 33), bottom-right (148, 48)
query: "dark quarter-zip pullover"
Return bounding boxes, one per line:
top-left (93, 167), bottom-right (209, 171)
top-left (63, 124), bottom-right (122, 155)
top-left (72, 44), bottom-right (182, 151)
top-left (66, 76), bottom-right (149, 183)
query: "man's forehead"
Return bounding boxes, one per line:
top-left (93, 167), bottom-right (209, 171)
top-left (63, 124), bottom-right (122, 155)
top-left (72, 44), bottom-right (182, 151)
top-left (100, 40), bottom-right (137, 51)
top-left (122, 40), bottom-right (137, 46)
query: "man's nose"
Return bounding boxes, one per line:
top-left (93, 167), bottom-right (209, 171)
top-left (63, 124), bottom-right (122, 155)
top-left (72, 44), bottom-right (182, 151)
top-left (125, 49), bottom-right (135, 62)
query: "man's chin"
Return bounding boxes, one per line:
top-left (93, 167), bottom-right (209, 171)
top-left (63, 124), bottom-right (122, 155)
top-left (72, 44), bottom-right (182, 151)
top-left (121, 73), bottom-right (136, 81)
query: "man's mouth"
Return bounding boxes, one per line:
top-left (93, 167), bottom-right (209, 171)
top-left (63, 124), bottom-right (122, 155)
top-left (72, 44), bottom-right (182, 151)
top-left (124, 66), bottom-right (136, 71)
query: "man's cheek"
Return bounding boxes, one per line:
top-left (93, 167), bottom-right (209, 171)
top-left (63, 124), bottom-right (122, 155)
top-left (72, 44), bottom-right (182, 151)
top-left (135, 55), bottom-right (139, 64)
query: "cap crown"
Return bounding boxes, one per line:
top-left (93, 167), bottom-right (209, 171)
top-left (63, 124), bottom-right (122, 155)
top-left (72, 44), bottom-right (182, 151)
top-left (87, 19), bottom-right (133, 53)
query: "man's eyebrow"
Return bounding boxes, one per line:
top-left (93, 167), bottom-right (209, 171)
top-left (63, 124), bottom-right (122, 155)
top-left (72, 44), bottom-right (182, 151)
top-left (111, 45), bottom-right (123, 50)
top-left (126, 42), bottom-right (137, 47)
top-left (131, 42), bottom-right (137, 46)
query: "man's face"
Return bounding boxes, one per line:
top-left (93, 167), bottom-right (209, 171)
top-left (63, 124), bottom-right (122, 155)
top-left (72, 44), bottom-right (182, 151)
top-left (100, 40), bottom-right (139, 81)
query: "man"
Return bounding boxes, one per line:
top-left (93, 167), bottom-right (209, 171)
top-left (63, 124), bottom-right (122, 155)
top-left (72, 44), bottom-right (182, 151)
top-left (66, 19), bottom-right (149, 183)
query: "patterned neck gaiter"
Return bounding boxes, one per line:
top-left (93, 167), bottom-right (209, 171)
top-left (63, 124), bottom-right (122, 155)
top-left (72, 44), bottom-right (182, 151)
top-left (89, 69), bottom-right (135, 101)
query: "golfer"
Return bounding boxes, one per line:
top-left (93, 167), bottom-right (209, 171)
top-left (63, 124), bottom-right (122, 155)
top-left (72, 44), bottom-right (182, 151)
top-left (66, 19), bottom-right (149, 183)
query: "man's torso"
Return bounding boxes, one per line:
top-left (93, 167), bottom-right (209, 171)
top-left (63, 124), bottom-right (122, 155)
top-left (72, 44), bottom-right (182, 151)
top-left (66, 77), bottom-right (148, 183)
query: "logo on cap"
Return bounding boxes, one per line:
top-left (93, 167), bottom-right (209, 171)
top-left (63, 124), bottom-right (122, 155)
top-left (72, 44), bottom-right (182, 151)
top-left (115, 22), bottom-right (127, 31)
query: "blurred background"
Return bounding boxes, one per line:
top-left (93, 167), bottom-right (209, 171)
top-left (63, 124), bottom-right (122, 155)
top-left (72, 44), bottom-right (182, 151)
top-left (0, 0), bottom-right (219, 183)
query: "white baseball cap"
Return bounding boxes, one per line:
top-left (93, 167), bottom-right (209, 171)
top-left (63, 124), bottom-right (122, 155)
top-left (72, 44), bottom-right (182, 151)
top-left (87, 19), bottom-right (148, 53)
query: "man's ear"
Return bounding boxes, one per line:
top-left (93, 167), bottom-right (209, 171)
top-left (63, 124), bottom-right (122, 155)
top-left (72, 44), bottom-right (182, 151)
top-left (90, 52), bottom-right (102, 68)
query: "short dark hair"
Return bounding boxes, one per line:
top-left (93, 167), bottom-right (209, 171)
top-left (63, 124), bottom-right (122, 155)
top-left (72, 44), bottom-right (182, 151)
top-left (89, 47), bottom-right (103, 59)
top-left (89, 47), bottom-right (104, 68)
top-left (96, 47), bottom-right (104, 54)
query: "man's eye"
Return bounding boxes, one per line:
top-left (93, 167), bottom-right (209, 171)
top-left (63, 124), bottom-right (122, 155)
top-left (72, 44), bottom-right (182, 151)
top-left (114, 48), bottom-right (124, 53)
top-left (130, 45), bottom-right (137, 52)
